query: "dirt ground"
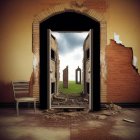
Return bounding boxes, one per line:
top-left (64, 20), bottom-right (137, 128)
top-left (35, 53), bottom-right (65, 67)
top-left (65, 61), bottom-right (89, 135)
top-left (0, 107), bottom-right (140, 140)
top-left (51, 93), bottom-right (89, 108)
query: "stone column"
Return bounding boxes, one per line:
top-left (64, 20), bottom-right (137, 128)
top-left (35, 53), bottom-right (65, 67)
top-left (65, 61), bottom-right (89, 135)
top-left (63, 66), bottom-right (68, 88)
top-left (75, 66), bottom-right (81, 84)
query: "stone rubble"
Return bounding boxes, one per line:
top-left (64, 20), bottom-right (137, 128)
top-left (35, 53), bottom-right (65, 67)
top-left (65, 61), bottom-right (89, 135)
top-left (43, 103), bottom-right (122, 122)
top-left (52, 93), bottom-right (89, 107)
top-left (123, 118), bottom-right (135, 123)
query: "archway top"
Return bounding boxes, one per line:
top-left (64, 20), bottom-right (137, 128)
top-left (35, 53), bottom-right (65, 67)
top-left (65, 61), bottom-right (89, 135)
top-left (33, 2), bottom-right (105, 24)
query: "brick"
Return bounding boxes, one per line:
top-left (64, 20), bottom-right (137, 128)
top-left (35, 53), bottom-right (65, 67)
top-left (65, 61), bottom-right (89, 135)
top-left (106, 40), bottom-right (140, 103)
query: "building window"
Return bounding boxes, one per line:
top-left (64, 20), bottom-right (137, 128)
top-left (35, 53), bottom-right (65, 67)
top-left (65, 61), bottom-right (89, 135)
top-left (86, 48), bottom-right (89, 60)
top-left (51, 49), bottom-right (55, 60)
top-left (51, 82), bottom-right (55, 94)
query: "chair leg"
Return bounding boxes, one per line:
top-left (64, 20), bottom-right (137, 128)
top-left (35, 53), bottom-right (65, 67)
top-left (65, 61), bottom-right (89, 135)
top-left (16, 102), bottom-right (19, 116)
top-left (34, 101), bottom-right (36, 113)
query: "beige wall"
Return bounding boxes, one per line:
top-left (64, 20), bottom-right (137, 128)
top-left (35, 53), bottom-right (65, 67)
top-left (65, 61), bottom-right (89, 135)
top-left (0, 0), bottom-right (140, 102)
top-left (107, 0), bottom-right (140, 71)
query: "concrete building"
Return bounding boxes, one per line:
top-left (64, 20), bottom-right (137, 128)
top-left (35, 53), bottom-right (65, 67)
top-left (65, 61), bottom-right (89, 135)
top-left (83, 33), bottom-right (90, 95)
top-left (50, 34), bottom-right (60, 96)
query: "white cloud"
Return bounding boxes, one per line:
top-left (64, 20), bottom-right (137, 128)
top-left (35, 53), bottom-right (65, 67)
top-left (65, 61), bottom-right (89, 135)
top-left (52, 32), bottom-right (88, 81)
top-left (77, 32), bottom-right (89, 39)
top-left (52, 32), bottom-right (88, 54)
top-left (52, 32), bottom-right (61, 40)
top-left (59, 47), bottom-right (83, 81)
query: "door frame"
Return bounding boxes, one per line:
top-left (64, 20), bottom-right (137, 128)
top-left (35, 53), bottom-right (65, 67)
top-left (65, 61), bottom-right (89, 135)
top-left (48, 30), bottom-right (93, 110)
top-left (38, 11), bottom-right (105, 111)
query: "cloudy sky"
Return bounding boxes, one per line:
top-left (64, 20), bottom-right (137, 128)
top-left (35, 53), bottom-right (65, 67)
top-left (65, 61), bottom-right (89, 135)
top-left (52, 32), bottom-right (88, 81)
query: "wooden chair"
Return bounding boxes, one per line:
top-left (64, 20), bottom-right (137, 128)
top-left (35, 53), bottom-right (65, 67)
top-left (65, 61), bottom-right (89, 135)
top-left (12, 81), bottom-right (36, 116)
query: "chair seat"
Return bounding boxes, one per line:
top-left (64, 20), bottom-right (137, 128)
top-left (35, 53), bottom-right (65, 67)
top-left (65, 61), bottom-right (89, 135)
top-left (15, 97), bottom-right (36, 102)
top-left (12, 81), bottom-right (37, 116)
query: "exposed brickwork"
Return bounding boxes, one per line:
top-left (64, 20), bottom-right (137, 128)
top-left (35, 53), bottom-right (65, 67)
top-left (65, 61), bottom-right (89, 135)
top-left (106, 40), bottom-right (140, 102)
top-left (84, 0), bottom-right (108, 13)
top-left (50, 34), bottom-right (60, 96)
top-left (32, 2), bottom-right (107, 102)
top-left (63, 66), bottom-right (68, 88)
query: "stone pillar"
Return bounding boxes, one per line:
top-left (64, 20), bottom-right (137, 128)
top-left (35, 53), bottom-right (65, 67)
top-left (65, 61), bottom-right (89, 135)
top-left (63, 66), bottom-right (68, 88)
top-left (75, 66), bottom-right (81, 84)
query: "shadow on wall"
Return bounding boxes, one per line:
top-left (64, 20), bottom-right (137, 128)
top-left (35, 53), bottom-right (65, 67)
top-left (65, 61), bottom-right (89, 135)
top-left (0, 81), bottom-right (14, 103)
top-left (0, 72), bottom-right (34, 103)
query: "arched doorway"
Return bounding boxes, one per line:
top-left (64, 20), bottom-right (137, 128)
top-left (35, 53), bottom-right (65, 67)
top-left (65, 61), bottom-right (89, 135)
top-left (40, 11), bottom-right (100, 111)
top-left (32, 4), bottom-right (107, 112)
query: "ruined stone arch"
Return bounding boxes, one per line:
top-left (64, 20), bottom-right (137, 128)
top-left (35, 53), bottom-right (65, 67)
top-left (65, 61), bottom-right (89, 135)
top-left (76, 66), bottom-right (82, 84)
top-left (32, 2), bottom-right (107, 103)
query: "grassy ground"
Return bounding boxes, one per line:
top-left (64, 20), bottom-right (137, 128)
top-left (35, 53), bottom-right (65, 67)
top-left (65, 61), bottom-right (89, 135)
top-left (59, 81), bottom-right (83, 95)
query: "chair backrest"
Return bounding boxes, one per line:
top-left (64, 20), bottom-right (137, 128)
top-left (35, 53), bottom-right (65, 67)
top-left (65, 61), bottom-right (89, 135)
top-left (12, 81), bottom-right (29, 98)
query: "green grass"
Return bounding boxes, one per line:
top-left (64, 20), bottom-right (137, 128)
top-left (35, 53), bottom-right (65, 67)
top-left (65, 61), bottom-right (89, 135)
top-left (59, 81), bottom-right (83, 95)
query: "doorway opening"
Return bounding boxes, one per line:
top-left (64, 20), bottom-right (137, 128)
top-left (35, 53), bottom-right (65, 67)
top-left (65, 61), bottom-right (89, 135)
top-left (40, 11), bottom-right (100, 111)
top-left (50, 31), bottom-right (89, 108)
top-left (76, 66), bottom-right (81, 84)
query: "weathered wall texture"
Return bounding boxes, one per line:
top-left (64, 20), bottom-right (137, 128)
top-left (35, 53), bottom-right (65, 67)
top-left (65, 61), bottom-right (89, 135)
top-left (106, 40), bottom-right (140, 103)
top-left (63, 66), bottom-right (68, 88)
top-left (50, 35), bottom-right (59, 95)
top-left (0, 0), bottom-right (140, 103)
top-left (50, 36), bottom-right (58, 83)
top-left (83, 33), bottom-right (90, 96)
top-left (84, 35), bottom-right (90, 83)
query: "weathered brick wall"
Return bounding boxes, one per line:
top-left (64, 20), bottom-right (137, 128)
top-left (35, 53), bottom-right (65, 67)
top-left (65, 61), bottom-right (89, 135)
top-left (63, 66), bottom-right (68, 88)
top-left (50, 35), bottom-right (58, 83)
top-left (106, 40), bottom-right (140, 103)
top-left (51, 35), bottom-right (58, 52)
top-left (32, 1), bottom-right (107, 102)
